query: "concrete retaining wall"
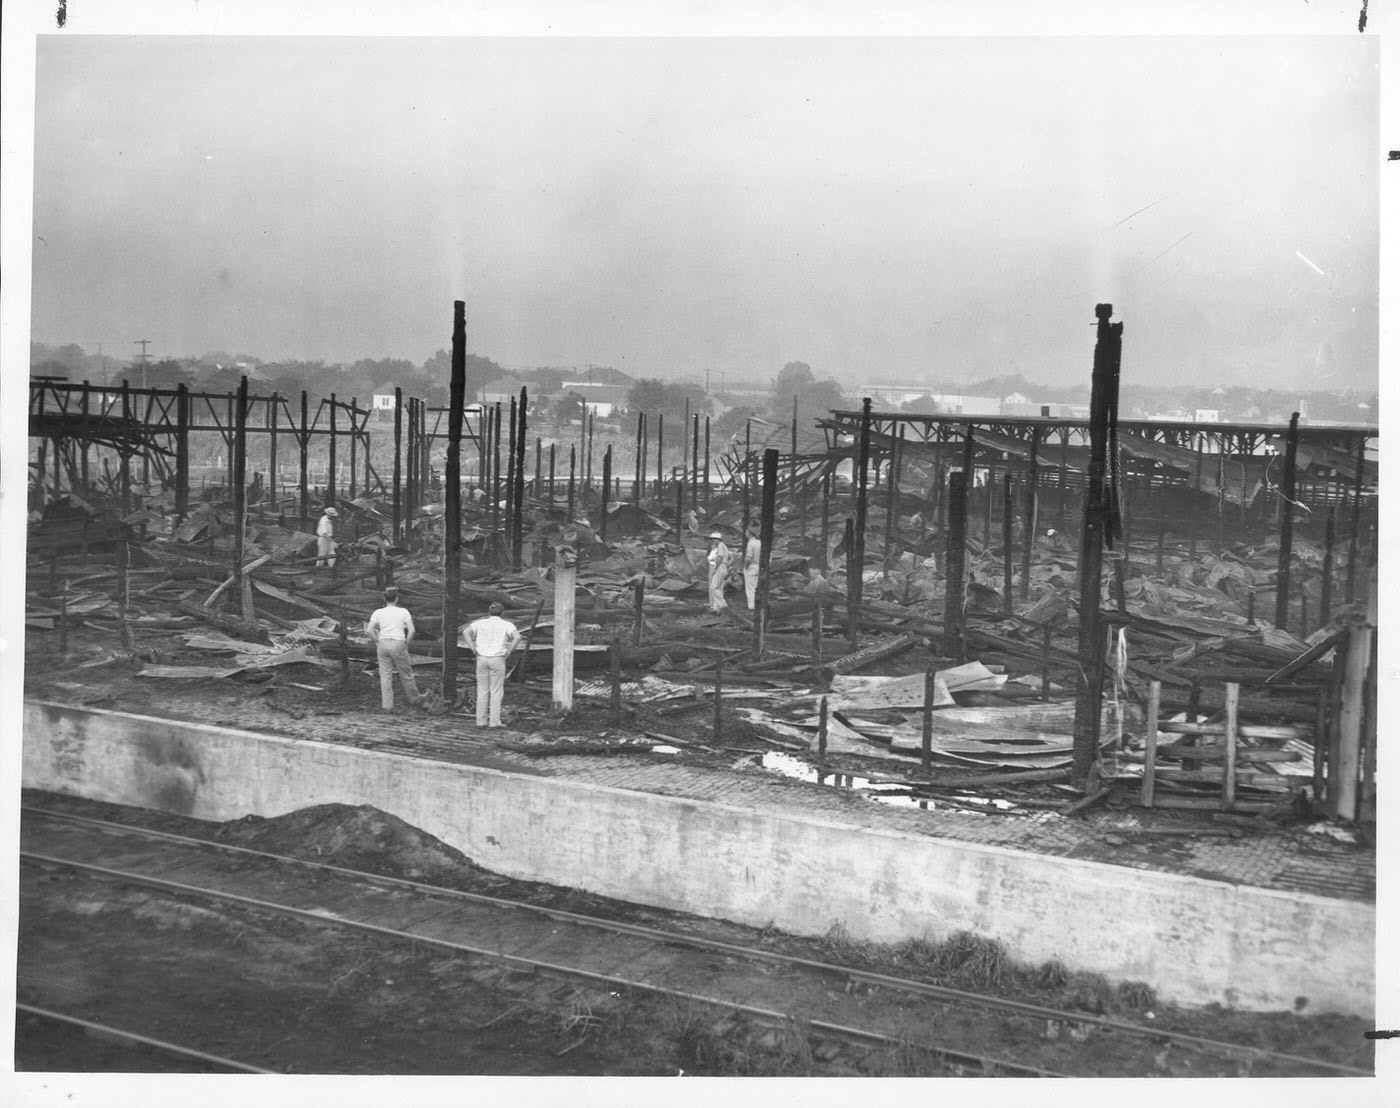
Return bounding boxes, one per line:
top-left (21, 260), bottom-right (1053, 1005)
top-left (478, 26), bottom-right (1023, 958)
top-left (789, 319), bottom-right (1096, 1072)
top-left (22, 700), bottom-right (1374, 1016)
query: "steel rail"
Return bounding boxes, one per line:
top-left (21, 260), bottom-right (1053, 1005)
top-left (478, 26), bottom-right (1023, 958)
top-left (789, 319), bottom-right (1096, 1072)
top-left (16, 1002), bottom-right (276, 1074)
top-left (22, 804), bottom-right (1371, 1077)
top-left (20, 845), bottom-right (1061, 1078)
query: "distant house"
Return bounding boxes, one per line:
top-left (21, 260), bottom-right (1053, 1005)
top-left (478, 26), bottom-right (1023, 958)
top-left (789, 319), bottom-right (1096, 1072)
top-left (1193, 409), bottom-right (1222, 423)
top-left (561, 382), bottom-right (631, 418)
top-left (371, 391), bottom-right (399, 411)
top-left (480, 376), bottom-right (530, 406)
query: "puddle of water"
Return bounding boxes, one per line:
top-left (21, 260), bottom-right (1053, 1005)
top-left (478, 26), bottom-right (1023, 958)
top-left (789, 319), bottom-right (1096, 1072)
top-left (760, 751), bottom-right (987, 815)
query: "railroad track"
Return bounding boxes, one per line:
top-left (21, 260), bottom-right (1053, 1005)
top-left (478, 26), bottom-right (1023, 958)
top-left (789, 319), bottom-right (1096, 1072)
top-left (16, 1004), bottom-right (275, 1074)
top-left (18, 805), bottom-right (1369, 1078)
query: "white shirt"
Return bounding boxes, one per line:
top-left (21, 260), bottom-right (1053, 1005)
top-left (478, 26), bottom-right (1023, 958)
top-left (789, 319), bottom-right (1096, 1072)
top-left (743, 535), bottom-right (761, 570)
top-left (708, 541), bottom-right (732, 570)
top-left (367, 604), bottom-right (414, 642)
top-left (464, 614), bottom-right (519, 657)
top-left (317, 514), bottom-right (336, 538)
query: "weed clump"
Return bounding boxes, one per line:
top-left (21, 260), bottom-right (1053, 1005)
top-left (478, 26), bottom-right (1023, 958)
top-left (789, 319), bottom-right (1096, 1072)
top-left (934, 931), bottom-right (1007, 989)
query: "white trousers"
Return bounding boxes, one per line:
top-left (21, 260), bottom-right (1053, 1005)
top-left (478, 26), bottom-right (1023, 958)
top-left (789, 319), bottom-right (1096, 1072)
top-left (743, 565), bottom-right (759, 609)
top-left (376, 639), bottom-right (419, 709)
top-left (476, 654), bottom-right (508, 726)
top-left (317, 535), bottom-right (337, 567)
top-left (708, 565), bottom-right (729, 611)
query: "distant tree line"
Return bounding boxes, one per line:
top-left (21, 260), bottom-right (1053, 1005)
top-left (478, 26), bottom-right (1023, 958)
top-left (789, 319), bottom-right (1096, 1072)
top-left (30, 342), bottom-right (1375, 426)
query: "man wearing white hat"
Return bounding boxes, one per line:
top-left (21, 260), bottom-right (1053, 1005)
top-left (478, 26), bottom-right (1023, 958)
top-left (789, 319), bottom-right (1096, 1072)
top-left (706, 530), bottom-right (733, 613)
top-left (316, 506), bottom-right (339, 568)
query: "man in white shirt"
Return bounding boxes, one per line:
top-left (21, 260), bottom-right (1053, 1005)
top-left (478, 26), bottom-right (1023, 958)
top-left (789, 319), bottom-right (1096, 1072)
top-left (742, 524), bottom-right (762, 610)
top-left (462, 602), bottom-right (520, 728)
top-left (706, 530), bottom-right (733, 613)
top-left (316, 507), bottom-right (338, 568)
top-left (365, 587), bottom-right (422, 712)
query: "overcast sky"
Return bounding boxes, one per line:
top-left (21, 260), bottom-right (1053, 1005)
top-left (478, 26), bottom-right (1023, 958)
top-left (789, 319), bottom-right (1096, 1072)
top-left (29, 34), bottom-right (1378, 391)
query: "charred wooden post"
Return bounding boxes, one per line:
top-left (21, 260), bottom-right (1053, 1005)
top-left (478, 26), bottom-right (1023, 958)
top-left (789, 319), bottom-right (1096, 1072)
top-left (79, 382), bottom-right (92, 490)
top-left (817, 695), bottom-right (829, 764)
top-left (175, 383), bottom-right (191, 522)
top-left (267, 391), bottom-right (280, 504)
top-left (567, 444), bottom-right (577, 521)
top-left (932, 423), bottom-right (947, 530)
top-left (392, 388), bottom-right (403, 541)
top-left (634, 411), bottom-right (645, 504)
top-left (232, 376), bottom-right (252, 621)
top-left (442, 300), bottom-right (467, 703)
top-left (793, 395), bottom-right (804, 535)
top-left (674, 480), bottom-right (684, 545)
top-left (1274, 411), bottom-right (1300, 630)
top-left (944, 470), bottom-right (968, 661)
top-left (600, 446), bottom-right (613, 545)
top-left (348, 397), bottom-right (357, 499)
top-left (1071, 303), bottom-right (1123, 789)
top-left (585, 410), bottom-right (595, 499)
top-left (548, 443), bottom-right (556, 505)
top-left (690, 412), bottom-right (700, 512)
top-left (491, 401), bottom-right (503, 533)
top-left (844, 517), bottom-right (858, 652)
top-left (1056, 427), bottom-right (1070, 532)
top-left (513, 387), bottom-right (528, 567)
top-left (116, 524), bottom-right (133, 649)
top-left (633, 578), bottom-right (645, 647)
top-left (421, 401), bottom-right (430, 505)
top-left (819, 472), bottom-right (831, 574)
top-left (535, 437), bottom-right (542, 497)
top-left (742, 419), bottom-right (753, 535)
top-left (1215, 446), bottom-right (1226, 556)
top-left (656, 414), bottom-right (664, 499)
top-left (754, 448), bottom-right (779, 658)
top-left (704, 416), bottom-right (712, 510)
top-left (327, 392), bottom-right (338, 510)
top-left (1019, 428), bottom-right (1040, 599)
top-left (505, 396), bottom-right (518, 552)
top-left (982, 455), bottom-right (995, 545)
top-left (811, 602), bottom-right (823, 661)
top-left (1002, 470), bottom-right (1014, 614)
top-left (119, 381), bottom-right (132, 513)
top-left (921, 661), bottom-right (937, 774)
top-left (405, 397), bottom-right (416, 517)
top-left (1188, 447), bottom-right (1203, 564)
top-left (851, 397), bottom-right (873, 628)
top-left (882, 428), bottom-right (900, 577)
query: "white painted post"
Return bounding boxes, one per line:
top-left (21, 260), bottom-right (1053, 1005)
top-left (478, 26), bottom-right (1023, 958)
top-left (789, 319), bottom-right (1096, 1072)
top-left (552, 562), bottom-right (577, 711)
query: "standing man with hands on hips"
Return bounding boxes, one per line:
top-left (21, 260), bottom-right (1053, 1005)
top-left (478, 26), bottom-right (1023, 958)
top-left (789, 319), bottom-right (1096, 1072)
top-left (462, 602), bottom-right (520, 729)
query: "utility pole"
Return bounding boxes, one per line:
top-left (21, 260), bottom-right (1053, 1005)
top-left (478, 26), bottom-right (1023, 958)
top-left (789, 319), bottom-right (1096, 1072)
top-left (133, 339), bottom-right (151, 391)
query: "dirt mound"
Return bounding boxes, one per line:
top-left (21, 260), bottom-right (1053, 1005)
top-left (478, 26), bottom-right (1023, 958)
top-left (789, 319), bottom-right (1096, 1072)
top-left (215, 803), bottom-right (485, 885)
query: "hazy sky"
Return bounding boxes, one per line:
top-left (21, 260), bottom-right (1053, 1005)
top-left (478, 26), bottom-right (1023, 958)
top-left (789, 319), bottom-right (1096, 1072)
top-left (29, 34), bottom-right (1378, 390)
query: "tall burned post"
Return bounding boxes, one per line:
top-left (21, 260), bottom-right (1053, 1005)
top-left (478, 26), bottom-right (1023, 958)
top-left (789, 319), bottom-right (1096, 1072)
top-left (1071, 304), bottom-right (1123, 789)
top-left (441, 301), bottom-right (467, 703)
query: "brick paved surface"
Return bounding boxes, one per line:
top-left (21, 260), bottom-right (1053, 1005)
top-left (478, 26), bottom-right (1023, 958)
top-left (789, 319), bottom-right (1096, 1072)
top-left (42, 687), bottom-right (1374, 905)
